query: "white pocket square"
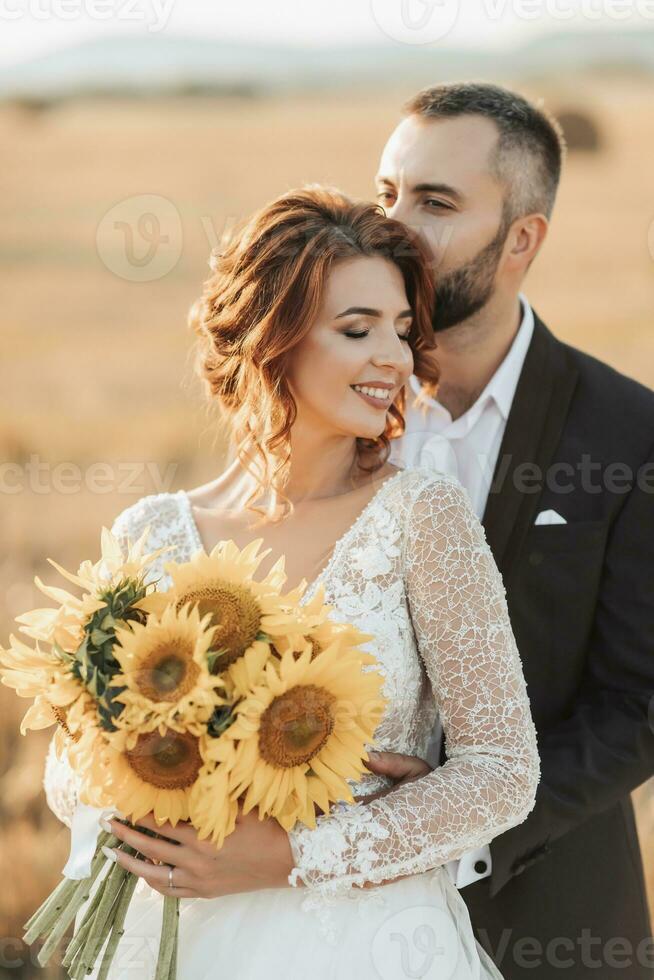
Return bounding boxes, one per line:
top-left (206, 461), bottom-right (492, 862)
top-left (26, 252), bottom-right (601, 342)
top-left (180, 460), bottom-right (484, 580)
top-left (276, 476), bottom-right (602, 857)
top-left (534, 509), bottom-right (567, 525)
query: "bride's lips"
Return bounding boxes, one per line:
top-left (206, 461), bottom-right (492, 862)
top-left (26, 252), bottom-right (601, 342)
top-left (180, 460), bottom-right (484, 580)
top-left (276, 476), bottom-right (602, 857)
top-left (350, 385), bottom-right (395, 410)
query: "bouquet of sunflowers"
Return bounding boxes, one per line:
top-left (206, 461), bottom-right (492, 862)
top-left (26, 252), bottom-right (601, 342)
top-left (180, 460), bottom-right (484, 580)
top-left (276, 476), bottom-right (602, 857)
top-left (0, 525), bottom-right (387, 980)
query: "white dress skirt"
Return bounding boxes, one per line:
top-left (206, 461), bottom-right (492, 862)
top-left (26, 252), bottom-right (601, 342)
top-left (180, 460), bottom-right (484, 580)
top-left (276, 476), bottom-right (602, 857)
top-left (78, 860), bottom-right (503, 980)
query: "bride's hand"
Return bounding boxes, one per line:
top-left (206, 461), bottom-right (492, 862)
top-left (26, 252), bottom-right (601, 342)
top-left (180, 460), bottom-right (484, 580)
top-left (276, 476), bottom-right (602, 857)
top-left (102, 803), bottom-right (297, 899)
top-left (102, 752), bottom-right (434, 894)
top-left (353, 750), bottom-right (433, 804)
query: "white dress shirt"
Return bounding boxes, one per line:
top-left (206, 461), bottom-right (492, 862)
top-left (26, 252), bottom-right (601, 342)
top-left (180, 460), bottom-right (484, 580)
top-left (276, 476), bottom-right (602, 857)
top-left (389, 293), bottom-right (535, 889)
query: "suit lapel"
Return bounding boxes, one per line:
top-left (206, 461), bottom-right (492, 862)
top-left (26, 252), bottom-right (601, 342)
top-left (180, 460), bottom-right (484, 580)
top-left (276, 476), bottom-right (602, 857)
top-left (482, 313), bottom-right (579, 577)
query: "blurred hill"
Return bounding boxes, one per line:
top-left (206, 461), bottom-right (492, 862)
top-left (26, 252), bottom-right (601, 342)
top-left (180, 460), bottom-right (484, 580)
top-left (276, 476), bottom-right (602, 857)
top-left (2, 28), bottom-right (654, 102)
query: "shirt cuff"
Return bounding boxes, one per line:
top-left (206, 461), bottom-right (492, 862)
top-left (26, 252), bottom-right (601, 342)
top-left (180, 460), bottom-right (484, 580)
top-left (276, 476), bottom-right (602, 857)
top-left (446, 844), bottom-right (492, 889)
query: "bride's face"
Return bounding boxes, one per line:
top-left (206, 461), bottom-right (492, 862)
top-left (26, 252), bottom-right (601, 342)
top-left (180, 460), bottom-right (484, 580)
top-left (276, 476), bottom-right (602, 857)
top-left (287, 255), bottom-right (414, 441)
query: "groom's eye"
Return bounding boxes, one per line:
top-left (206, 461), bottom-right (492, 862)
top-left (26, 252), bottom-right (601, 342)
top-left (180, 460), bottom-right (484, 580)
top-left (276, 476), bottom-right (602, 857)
top-left (424, 198), bottom-right (453, 211)
top-left (376, 191), bottom-right (395, 204)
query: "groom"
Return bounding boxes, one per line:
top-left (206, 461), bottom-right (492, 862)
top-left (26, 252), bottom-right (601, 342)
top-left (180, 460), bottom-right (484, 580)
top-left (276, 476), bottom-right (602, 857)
top-left (364, 82), bottom-right (654, 979)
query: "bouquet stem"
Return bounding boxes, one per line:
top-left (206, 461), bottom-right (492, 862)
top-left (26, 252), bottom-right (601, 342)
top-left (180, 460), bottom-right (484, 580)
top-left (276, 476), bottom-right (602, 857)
top-left (168, 911), bottom-right (179, 980)
top-left (154, 895), bottom-right (179, 980)
top-left (25, 828), bottom-right (179, 979)
top-left (95, 870), bottom-right (138, 980)
top-left (74, 861), bottom-right (130, 975)
top-left (61, 877), bottom-right (106, 969)
top-left (24, 872), bottom-right (81, 933)
top-left (26, 831), bottom-right (118, 952)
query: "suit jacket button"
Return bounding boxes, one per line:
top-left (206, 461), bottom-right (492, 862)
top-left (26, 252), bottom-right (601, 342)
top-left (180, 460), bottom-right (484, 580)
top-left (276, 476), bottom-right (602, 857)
top-left (474, 860), bottom-right (488, 874)
top-left (528, 551), bottom-right (543, 566)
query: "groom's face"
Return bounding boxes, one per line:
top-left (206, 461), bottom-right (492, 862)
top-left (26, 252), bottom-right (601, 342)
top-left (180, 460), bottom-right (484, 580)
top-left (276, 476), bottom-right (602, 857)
top-left (376, 113), bottom-right (509, 331)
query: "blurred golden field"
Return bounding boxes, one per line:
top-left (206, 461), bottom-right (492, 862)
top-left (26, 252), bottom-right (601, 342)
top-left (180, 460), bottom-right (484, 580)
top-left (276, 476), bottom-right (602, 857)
top-left (1, 75), bottom-right (652, 975)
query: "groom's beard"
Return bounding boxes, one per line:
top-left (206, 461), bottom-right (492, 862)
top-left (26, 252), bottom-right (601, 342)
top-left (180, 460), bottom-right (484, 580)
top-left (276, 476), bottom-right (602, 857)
top-left (431, 219), bottom-right (509, 333)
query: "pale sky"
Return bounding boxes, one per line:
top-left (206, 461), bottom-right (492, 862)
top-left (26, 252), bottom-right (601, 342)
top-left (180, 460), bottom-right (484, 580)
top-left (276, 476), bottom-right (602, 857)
top-left (1, 0), bottom-right (649, 68)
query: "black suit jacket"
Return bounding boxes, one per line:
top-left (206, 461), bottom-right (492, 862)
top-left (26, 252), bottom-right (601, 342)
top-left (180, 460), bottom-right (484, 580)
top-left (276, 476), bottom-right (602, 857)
top-left (441, 311), bottom-right (654, 977)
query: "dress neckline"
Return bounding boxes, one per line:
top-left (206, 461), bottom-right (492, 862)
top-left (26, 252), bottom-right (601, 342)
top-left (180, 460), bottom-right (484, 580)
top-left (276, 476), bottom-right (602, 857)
top-left (177, 466), bottom-right (407, 601)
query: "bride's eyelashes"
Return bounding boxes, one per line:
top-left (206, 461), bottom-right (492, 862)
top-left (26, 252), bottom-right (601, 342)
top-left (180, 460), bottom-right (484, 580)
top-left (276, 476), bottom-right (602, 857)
top-left (344, 329), bottom-right (411, 342)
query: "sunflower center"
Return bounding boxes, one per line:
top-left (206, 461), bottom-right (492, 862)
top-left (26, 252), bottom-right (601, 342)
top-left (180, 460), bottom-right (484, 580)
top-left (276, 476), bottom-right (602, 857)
top-left (125, 729), bottom-right (202, 789)
top-left (258, 684), bottom-right (336, 768)
top-left (136, 639), bottom-right (200, 702)
top-left (176, 581), bottom-right (261, 667)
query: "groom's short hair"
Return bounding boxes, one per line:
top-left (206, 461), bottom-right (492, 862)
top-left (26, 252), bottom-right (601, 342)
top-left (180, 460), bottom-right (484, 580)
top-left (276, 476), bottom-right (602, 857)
top-left (403, 82), bottom-right (566, 224)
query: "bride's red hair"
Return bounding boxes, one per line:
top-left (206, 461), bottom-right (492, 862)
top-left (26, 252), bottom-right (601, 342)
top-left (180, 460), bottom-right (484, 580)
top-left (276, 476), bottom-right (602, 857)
top-left (188, 185), bottom-right (437, 523)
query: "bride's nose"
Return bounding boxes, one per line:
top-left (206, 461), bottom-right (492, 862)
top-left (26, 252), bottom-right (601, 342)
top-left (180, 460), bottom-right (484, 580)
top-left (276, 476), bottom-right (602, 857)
top-left (370, 327), bottom-right (412, 372)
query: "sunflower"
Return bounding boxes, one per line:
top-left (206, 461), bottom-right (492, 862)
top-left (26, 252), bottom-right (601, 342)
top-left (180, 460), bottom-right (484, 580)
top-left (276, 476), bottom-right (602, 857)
top-left (188, 733), bottom-right (241, 847)
top-left (161, 538), bottom-right (306, 673)
top-left (14, 525), bottom-right (171, 652)
top-left (272, 582), bottom-right (378, 665)
top-left (224, 643), bottom-right (274, 701)
top-left (0, 632), bottom-right (87, 745)
top-left (219, 643), bottom-right (387, 832)
top-left (110, 602), bottom-right (228, 736)
top-left (77, 719), bottom-right (231, 830)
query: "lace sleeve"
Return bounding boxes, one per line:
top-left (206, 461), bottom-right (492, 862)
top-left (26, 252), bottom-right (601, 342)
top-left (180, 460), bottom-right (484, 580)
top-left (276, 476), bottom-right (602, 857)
top-left (43, 508), bottom-right (133, 826)
top-left (287, 473), bottom-right (540, 895)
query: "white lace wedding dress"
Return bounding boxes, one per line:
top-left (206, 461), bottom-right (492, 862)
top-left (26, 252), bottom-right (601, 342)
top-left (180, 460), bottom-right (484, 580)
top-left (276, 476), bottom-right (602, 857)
top-left (44, 466), bottom-right (540, 980)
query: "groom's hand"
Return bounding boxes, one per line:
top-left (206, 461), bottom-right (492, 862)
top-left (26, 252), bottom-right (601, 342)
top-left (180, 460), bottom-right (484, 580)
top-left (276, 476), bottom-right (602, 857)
top-left (354, 750), bottom-right (433, 804)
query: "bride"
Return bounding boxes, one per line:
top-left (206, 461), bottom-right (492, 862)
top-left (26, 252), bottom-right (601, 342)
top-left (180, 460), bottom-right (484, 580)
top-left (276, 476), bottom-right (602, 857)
top-left (44, 186), bottom-right (540, 979)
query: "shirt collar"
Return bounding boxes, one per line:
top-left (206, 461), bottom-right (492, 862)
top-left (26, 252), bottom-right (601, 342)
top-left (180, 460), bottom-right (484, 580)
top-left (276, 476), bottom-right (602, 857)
top-left (409, 293), bottom-right (535, 423)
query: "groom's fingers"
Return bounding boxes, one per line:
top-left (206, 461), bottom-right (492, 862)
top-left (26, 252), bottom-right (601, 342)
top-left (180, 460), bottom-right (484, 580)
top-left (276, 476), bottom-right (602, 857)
top-left (364, 751), bottom-right (432, 782)
top-left (355, 753), bottom-right (432, 803)
top-left (353, 789), bottom-right (387, 804)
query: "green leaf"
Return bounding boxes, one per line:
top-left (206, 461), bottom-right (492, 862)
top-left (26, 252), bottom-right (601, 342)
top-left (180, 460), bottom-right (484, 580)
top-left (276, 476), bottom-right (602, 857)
top-left (91, 629), bottom-right (113, 646)
top-left (76, 644), bottom-right (91, 673)
top-left (207, 704), bottom-right (236, 738)
top-left (52, 641), bottom-right (74, 665)
top-left (87, 669), bottom-right (100, 698)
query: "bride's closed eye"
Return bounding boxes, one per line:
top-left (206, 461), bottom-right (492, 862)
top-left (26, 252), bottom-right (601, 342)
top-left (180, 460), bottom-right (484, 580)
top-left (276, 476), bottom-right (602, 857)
top-left (344, 330), bottom-right (411, 342)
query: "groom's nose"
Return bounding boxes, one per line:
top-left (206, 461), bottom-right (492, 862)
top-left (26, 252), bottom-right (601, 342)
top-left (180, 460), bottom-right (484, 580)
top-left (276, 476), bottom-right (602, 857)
top-left (385, 195), bottom-right (411, 225)
top-left (387, 197), bottom-right (425, 245)
top-left (387, 201), bottom-right (433, 260)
